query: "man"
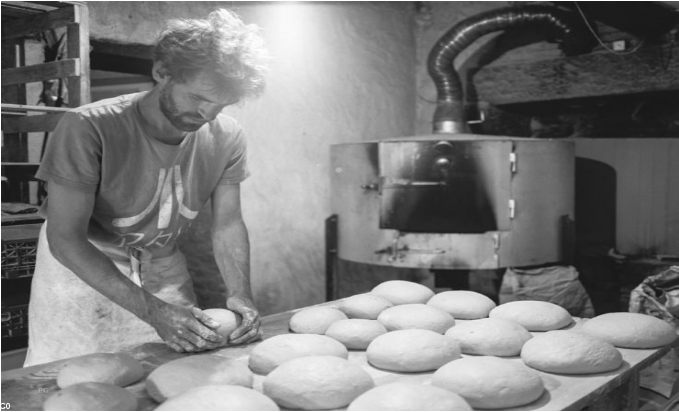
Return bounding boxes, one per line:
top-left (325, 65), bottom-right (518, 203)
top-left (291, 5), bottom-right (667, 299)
top-left (24, 9), bottom-right (268, 366)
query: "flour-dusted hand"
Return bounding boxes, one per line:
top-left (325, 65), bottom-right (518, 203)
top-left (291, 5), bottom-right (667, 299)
top-left (148, 301), bottom-right (223, 353)
top-left (226, 296), bottom-right (261, 345)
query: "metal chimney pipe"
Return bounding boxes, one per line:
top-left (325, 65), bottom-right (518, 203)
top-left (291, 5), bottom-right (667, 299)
top-left (427, 4), bottom-right (594, 134)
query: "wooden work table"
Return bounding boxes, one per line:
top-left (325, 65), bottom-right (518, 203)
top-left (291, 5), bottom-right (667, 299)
top-left (2, 302), bottom-right (678, 411)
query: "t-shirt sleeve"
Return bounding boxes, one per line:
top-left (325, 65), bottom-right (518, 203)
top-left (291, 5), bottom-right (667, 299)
top-left (218, 125), bottom-right (250, 185)
top-left (35, 111), bottom-right (102, 193)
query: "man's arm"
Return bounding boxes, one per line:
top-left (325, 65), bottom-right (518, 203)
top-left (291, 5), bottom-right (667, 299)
top-left (211, 183), bottom-right (260, 345)
top-left (45, 182), bottom-right (223, 352)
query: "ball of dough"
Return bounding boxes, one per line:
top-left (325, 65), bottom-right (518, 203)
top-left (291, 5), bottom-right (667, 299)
top-left (43, 382), bottom-right (138, 411)
top-left (521, 330), bottom-right (623, 374)
top-left (203, 308), bottom-right (242, 339)
top-left (289, 306), bottom-right (348, 334)
top-left (347, 382), bottom-right (472, 411)
top-left (56, 352), bottom-right (144, 388)
top-left (263, 355), bottom-right (374, 410)
top-left (325, 319), bottom-right (388, 350)
top-left (338, 294), bottom-right (393, 319)
top-left (427, 290), bottom-right (496, 319)
top-left (377, 304), bottom-right (455, 334)
top-left (248, 334), bottom-right (348, 375)
top-left (155, 385), bottom-right (279, 411)
top-left (444, 318), bottom-right (532, 356)
top-left (489, 300), bottom-right (572, 331)
top-left (371, 280), bottom-right (435, 305)
top-left (579, 312), bottom-right (678, 348)
top-left (432, 356), bottom-right (544, 409)
top-left (367, 329), bottom-right (461, 373)
top-left (145, 355), bottom-right (253, 402)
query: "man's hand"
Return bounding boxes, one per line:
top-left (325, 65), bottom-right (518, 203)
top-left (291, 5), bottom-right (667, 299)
top-left (226, 296), bottom-right (261, 345)
top-left (148, 302), bottom-right (223, 353)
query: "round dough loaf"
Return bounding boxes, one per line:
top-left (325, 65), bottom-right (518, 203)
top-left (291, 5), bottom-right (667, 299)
top-left (444, 317), bottom-right (532, 356)
top-left (248, 333), bottom-right (348, 375)
top-left (427, 290), bottom-right (496, 319)
top-left (347, 382), bottom-right (472, 411)
top-left (489, 300), bottom-right (572, 331)
top-left (325, 319), bottom-right (388, 350)
top-left (43, 382), bottom-right (138, 411)
top-left (155, 385), bottom-right (279, 411)
top-left (366, 329), bottom-right (461, 372)
top-left (371, 280), bottom-right (435, 305)
top-left (432, 356), bottom-right (544, 409)
top-left (579, 312), bottom-right (678, 348)
top-left (56, 352), bottom-right (144, 388)
top-left (377, 304), bottom-right (455, 334)
top-left (203, 308), bottom-right (241, 339)
top-left (338, 294), bottom-right (393, 319)
top-left (145, 355), bottom-right (253, 402)
top-left (521, 330), bottom-right (623, 374)
top-left (263, 355), bottom-right (374, 410)
top-left (289, 306), bottom-right (348, 334)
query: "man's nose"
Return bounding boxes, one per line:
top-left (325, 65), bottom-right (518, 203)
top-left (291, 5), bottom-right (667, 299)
top-left (197, 103), bottom-right (222, 121)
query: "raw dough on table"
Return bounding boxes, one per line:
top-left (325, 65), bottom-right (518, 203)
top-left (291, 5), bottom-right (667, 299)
top-left (202, 308), bottom-right (241, 339)
top-left (347, 382), bottom-right (472, 411)
top-left (155, 385), bottom-right (279, 411)
top-left (263, 355), bottom-right (374, 410)
top-left (145, 354), bottom-right (253, 402)
top-left (289, 306), bottom-right (348, 334)
top-left (377, 303), bottom-right (455, 334)
top-left (338, 294), bottom-right (393, 320)
top-left (432, 356), bottom-right (545, 409)
top-left (366, 329), bottom-right (461, 372)
top-left (56, 352), bottom-right (144, 388)
top-left (371, 280), bottom-right (435, 305)
top-left (325, 319), bottom-right (388, 350)
top-left (43, 382), bottom-right (138, 411)
top-left (248, 333), bottom-right (348, 375)
top-left (579, 312), bottom-right (678, 348)
top-left (521, 330), bottom-right (623, 374)
top-left (444, 317), bottom-right (532, 356)
top-left (427, 290), bottom-right (496, 319)
top-left (489, 300), bottom-right (572, 331)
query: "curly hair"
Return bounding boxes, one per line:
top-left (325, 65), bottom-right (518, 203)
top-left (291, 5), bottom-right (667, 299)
top-left (153, 9), bottom-right (268, 101)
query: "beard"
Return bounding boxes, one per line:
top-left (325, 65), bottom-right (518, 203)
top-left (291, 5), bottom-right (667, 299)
top-left (159, 82), bottom-right (206, 132)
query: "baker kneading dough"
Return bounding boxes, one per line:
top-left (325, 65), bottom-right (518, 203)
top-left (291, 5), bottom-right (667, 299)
top-left (489, 300), bottom-right (572, 331)
top-left (521, 330), bottom-right (623, 374)
top-left (371, 280), bottom-right (435, 305)
top-left (347, 382), bottom-right (472, 411)
top-left (338, 294), bottom-right (393, 320)
top-left (155, 385), bottom-right (280, 411)
top-left (377, 303), bottom-right (455, 334)
top-left (145, 354), bottom-right (253, 402)
top-left (366, 329), bottom-right (461, 372)
top-left (289, 306), bottom-right (348, 334)
top-left (203, 308), bottom-right (241, 340)
top-left (444, 317), bottom-right (532, 356)
top-left (263, 355), bottom-right (374, 410)
top-left (248, 333), bottom-right (348, 375)
top-left (427, 290), bottom-right (496, 319)
top-left (43, 382), bottom-right (138, 411)
top-left (432, 356), bottom-right (544, 409)
top-left (325, 319), bottom-right (387, 350)
top-left (579, 312), bottom-right (678, 348)
top-left (56, 352), bottom-right (144, 388)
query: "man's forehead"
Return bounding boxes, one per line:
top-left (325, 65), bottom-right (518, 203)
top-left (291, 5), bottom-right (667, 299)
top-left (184, 71), bottom-right (237, 104)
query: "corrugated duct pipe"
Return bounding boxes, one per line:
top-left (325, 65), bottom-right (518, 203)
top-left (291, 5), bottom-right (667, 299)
top-left (427, 4), bottom-right (595, 134)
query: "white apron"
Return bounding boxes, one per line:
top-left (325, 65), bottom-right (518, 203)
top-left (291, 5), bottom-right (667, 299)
top-left (24, 224), bottom-right (197, 367)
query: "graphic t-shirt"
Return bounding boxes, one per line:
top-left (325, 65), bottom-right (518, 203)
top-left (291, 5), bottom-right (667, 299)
top-left (36, 92), bottom-right (249, 252)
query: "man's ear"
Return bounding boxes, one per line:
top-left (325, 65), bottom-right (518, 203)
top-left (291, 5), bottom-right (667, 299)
top-left (152, 62), bottom-right (170, 84)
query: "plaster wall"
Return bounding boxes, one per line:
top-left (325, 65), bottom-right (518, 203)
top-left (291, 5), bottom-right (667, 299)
top-left (87, 1), bottom-right (416, 314)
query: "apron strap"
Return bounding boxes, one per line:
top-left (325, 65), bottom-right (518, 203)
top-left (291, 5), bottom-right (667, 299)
top-left (128, 246), bottom-right (153, 287)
